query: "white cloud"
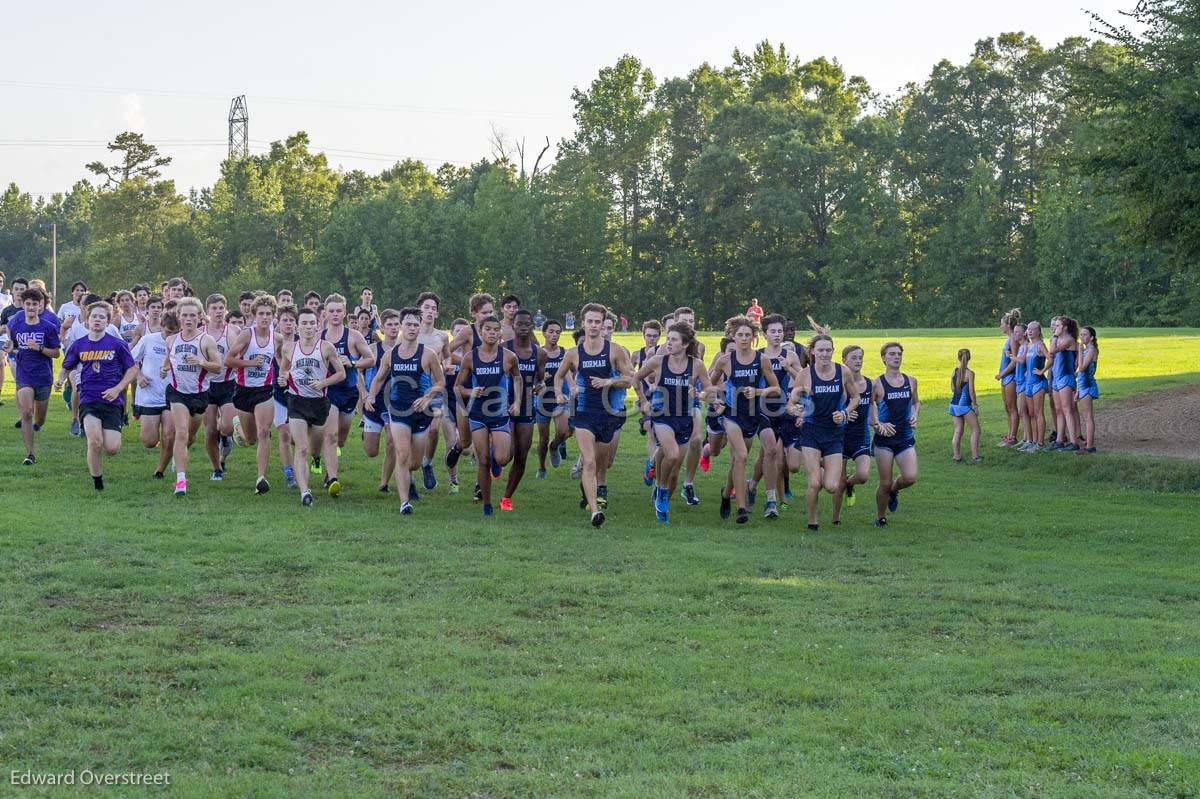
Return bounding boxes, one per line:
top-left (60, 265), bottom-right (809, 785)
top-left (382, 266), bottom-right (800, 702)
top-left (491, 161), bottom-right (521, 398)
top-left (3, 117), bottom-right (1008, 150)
top-left (121, 93), bottom-right (146, 131)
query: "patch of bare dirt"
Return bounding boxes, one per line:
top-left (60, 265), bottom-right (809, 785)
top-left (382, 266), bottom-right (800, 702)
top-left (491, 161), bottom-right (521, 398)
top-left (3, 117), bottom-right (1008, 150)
top-left (1096, 384), bottom-right (1200, 460)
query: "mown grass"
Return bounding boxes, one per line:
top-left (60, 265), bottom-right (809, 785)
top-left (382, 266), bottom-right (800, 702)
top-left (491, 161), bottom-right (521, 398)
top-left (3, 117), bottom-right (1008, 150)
top-left (0, 328), bottom-right (1197, 797)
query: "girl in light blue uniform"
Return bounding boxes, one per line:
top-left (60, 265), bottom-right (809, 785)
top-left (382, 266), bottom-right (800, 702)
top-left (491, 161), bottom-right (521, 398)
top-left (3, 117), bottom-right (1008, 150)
top-left (1047, 317), bottom-right (1081, 452)
top-left (1075, 326), bottom-right (1099, 453)
top-left (1010, 323), bottom-right (1029, 449)
top-left (948, 348), bottom-right (980, 463)
top-left (1019, 321), bottom-right (1049, 451)
top-left (995, 308), bottom-right (1022, 447)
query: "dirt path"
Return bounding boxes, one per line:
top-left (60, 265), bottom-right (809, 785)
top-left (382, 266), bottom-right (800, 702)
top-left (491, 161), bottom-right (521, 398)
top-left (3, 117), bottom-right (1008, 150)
top-left (1094, 384), bottom-right (1200, 460)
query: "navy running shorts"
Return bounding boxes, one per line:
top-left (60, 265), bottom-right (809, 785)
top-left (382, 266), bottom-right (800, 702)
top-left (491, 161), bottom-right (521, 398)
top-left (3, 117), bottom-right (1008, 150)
top-left (799, 424), bottom-right (844, 457)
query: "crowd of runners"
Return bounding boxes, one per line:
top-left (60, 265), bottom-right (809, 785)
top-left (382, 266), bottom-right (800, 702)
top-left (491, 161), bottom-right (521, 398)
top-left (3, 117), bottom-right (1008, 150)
top-left (0, 277), bottom-right (923, 529)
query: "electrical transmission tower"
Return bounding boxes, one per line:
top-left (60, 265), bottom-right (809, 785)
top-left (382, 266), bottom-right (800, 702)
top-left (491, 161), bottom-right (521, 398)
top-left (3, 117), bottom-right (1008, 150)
top-left (227, 95), bottom-right (249, 159)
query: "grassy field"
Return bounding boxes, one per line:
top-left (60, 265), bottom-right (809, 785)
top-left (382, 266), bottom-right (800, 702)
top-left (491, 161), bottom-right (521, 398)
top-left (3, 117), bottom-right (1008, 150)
top-left (1, 328), bottom-right (1198, 797)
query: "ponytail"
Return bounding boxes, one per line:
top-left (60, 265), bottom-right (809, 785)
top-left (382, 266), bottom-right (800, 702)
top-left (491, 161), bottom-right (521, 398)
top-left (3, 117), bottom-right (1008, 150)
top-left (806, 315), bottom-right (832, 352)
top-left (953, 348), bottom-right (971, 394)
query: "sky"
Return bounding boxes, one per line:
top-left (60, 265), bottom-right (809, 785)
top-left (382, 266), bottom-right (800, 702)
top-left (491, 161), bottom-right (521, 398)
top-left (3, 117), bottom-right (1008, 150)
top-left (0, 0), bottom-right (1131, 197)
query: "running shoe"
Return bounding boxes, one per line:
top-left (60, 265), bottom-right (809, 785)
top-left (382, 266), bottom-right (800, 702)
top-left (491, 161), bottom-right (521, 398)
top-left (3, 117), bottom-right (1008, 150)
top-left (536, 468), bottom-right (547, 480)
top-left (473, 483), bottom-right (483, 502)
top-left (231, 417), bottom-right (248, 447)
top-left (22, 453), bottom-right (36, 466)
top-left (483, 503), bottom-right (494, 517)
top-left (445, 444), bottom-right (462, 469)
top-left (69, 419), bottom-right (80, 437)
top-left (643, 459), bottom-right (655, 486)
top-left (764, 500), bottom-right (779, 519)
top-left (378, 484), bottom-right (390, 493)
top-left (255, 477), bottom-right (270, 495)
top-left (596, 485), bottom-right (608, 510)
top-left (682, 484), bottom-right (700, 506)
top-left (174, 478), bottom-right (187, 497)
top-left (327, 477), bottom-right (341, 498)
top-left (1061, 443), bottom-right (1079, 452)
top-left (490, 448), bottom-right (502, 479)
top-left (219, 435), bottom-right (234, 460)
top-left (720, 493), bottom-right (732, 519)
top-left (591, 511), bottom-right (605, 528)
top-left (409, 483), bottom-right (420, 502)
top-left (699, 443), bottom-right (711, 473)
top-left (500, 497), bottom-right (514, 511)
top-left (874, 517), bottom-right (887, 528)
top-left (807, 523), bottom-right (819, 531)
top-left (746, 485), bottom-right (757, 509)
top-left (887, 490), bottom-right (899, 513)
top-left (13, 420), bottom-right (21, 429)
top-left (448, 479), bottom-right (460, 494)
top-left (845, 484), bottom-right (856, 507)
top-left (558, 441), bottom-right (568, 462)
top-left (654, 488), bottom-right (669, 525)
top-left (735, 507), bottom-right (749, 524)
top-left (972, 455), bottom-right (984, 463)
top-left (654, 485), bottom-right (670, 514)
top-left (570, 457), bottom-right (583, 480)
top-left (310, 457), bottom-right (323, 475)
top-left (285, 473), bottom-right (298, 490)
top-left (1045, 441), bottom-right (1062, 452)
top-left (422, 463), bottom-right (437, 490)
top-left (400, 501), bottom-right (414, 515)
top-left (301, 491), bottom-right (313, 507)
top-left (153, 471), bottom-right (163, 480)
top-left (336, 446), bottom-right (342, 457)
top-left (550, 445), bottom-right (562, 468)
top-left (211, 469), bottom-right (224, 481)
top-left (784, 488), bottom-right (793, 501)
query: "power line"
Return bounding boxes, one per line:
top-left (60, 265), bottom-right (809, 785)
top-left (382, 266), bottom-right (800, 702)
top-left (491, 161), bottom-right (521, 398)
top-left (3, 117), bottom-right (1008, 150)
top-left (0, 78), bottom-right (560, 120)
top-left (0, 138), bottom-right (480, 165)
top-left (0, 139), bottom-right (226, 148)
top-left (249, 139), bottom-right (477, 166)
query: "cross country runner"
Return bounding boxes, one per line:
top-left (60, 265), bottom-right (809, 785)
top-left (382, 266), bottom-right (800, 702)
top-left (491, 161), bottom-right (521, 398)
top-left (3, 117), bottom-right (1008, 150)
top-left (278, 307), bottom-right (347, 506)
top-left (365, 306), bottom-right (445, 515)
top-left (161, 297), bottom-right (224, 497)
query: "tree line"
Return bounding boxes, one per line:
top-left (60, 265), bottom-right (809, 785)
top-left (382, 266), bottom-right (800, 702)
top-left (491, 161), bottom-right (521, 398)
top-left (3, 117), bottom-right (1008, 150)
top-left (1, 0), bottom-right (1197, 327)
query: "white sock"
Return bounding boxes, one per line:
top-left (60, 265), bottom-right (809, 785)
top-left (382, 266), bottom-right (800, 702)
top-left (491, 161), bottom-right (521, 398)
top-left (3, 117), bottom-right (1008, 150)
top-left (421, 456), bottom-right (431, 467)
top-left (176, 471), bottom-right (185, 482)
top-left (766, 489), bottom-right (777, 502)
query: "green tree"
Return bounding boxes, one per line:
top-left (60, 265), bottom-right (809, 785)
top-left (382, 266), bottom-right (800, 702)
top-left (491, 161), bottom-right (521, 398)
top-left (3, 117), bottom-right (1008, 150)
top-left (85, 132), bottom-right (173, 188)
